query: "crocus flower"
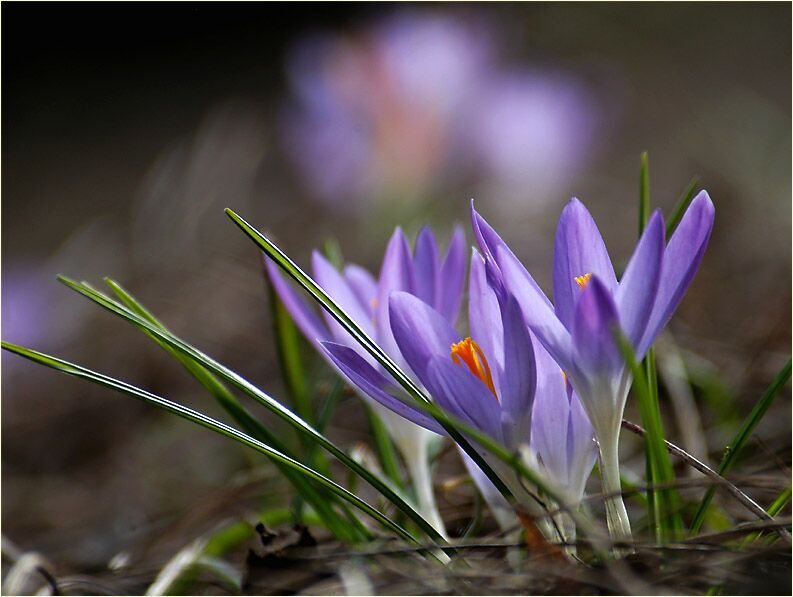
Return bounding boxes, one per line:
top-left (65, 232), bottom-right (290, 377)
top-left (266, 226), bottom-right (467, 536)
top-left (280, 12), bottom-right (493, 209)
top-left (323, 245), bottom-right (597, 540)
top-left (471, 192), bottom-right (715, 539)
top-left (462, 250), bottom-right (597, 534)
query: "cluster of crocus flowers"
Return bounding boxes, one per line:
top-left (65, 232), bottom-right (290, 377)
top-left (266, 226), bottom-right (466, 537)
top-left (267, 192), bottom-right (714, 544)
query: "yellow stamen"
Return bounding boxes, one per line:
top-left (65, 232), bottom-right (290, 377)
top-left (574, 273), bottom-right (592, 289)
top-left (450, 337), bottom-right (498, 399)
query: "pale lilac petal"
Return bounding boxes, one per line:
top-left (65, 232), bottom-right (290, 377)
top-left (458, 448), bottom-right (515, 529)
top-left (312, 251), bottom-right (376, 344)
top-left (376, 228), bottom-right (416, 366)
top-left (497, 293), bottom-right (536, 447)
top-left (265, 259), bottom-right (329, 349)
top-left (388, 291), bottom-right (461, 387)
top-left (615, 210), bottom-right (664, 349)
top-left (344, 264), bottom-right (378, 321)
top-left (566, 387), bottom-right (597, 501)
top-left (470, 200), bottom-right (509, 264)
top-left (469, 250), bottom-right (504, 381)
top-left (437, 226), bottom-right (466, 322)
top-left (425, 356), bottom-right (503, 442)
top-left (530, 370), bottom-right (569, 487)
top-left (471, 201), bottom-right (552, 304)
top-left (322, 341), bottom-right (445, 435)
top-left (639, 191), bottom-right (715, 355)
top-left (495, 245), bottom-right (574, 373)
top-left (553, 198), bottom-right (618, 331)
top-left (412, 226), bottom-right (440, 306)
top-left (572, 276), bottom-right (622, 375)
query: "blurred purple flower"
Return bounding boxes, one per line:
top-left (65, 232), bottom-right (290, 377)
top-left (2, 264), bottom-right (54, 348)
top-left (467, 70), bottom-right (599, 209)
top-left (280, 11), bottom-right (600, 211)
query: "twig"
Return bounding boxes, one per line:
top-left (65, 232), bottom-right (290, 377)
top-left (622, 418), bottom-right (792, 544)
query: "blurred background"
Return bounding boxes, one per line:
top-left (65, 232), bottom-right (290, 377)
top-left (3, 1), bottom-right (791, 586)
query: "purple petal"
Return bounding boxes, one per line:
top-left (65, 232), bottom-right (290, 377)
top-left (425, 356), bottom-right (503, 442)
top-left (615, 210), bottom-right (665, 350)
top-left (572, 276), bottom-right (622, 375)
top-left (388, 291), bottom-right (461, 388)
top-left (312, 251), bottom-right (376, 344)
top-left (412, 226), bottom-right (440, 306)
top-left (344, 264), bottom-right (378, 321)
top-left (638, 191), bottom-right (715, 355)
top-left (265, 258), bottom-right (329, 349)
top-left (470, 201), bottom-right (553, 305)
top-left (495, 244), bottom-right (574, 373)
top-left (530, 354), bottom-right (569, 487)
top-left (458, 448), bottom-right (515, 528)
top-left (497, 293), bottom-right (536, 447)
top-left (566, 387), bottom-right (597, 500)
top-left (322, 341), bottom-right (445, 435)
top-left (552, 198), bottom-right (618, 332)
top-left (470, 200), bottom-right (509, 264)
top-left (469, 250), bottom-right (504, 380)
top-left (375, 228), bottom-right (416, 364)
top-left (437, 226), bottom-right (466, 322)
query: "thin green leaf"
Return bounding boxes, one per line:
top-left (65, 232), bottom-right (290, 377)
top-left (1, 341), bottom-right (421, 546)
top-left (741, 486), bottom-right (791, 547)
top-left (365, 403), bottom-right (405, 490)
top-left (225, 208), bottom-right (513, 502)
top-left (616, 332), bottom-right (683, 543)
top-left (56, 276), bottom-right (446, 545)
top-left (638, 151), bottom-right (650, 235)
top-left (269, 286), bottom-right (313, 426)
top-left (690, 359), bottom-right (792, 535)
top-left (323, 237), bottom-right (345, 270)
top-left (666, 176), bottom-right (700, 239)
top-left (105, 279), bottom-right (365, 542)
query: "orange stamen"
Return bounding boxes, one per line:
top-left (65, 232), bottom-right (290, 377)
top-left (450, 337), bottom-right (498, 399)
top-left (574, 273), bottom-right (592, 289)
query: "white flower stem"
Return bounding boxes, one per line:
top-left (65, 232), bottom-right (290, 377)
top-left (598, 427), bottom-right (633, 543)
top-left (405, 439), bottom-right (448, 540)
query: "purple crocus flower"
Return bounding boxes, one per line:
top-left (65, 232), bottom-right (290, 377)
top-left (461, 250), bottom-right (597, 532)
top-left (266, 226), bottom-right (467, 536)
top-left (324, 246), bottom-right (598, 539)
top-left (471, 192), bottom-right (715, 539)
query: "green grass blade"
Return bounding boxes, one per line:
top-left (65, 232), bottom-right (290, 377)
top-left (105, 279), bottom-right (365, 542)
top-left (690, 359), bottom-right (792, 535)
top-left (269, 286), bottom-right (313, 426)
top-left (56, 276), bottom-right (446, 545)
top-left (225, 208), bottom-right (513, 501)
top-left (617, 332), bottom-right (683, 543)
top-left (666, 176), bottom-right (701, 239)
top-left (365, 403), bottom-right (405, 490)
top-left (1, 341), bottom-right (421, 545)
top-left (740, 486), bottom-right (791, 547)
top-left (638, 151), bottom-right (650, 235)
top-left (323, 237), bottom-right (345, 270)
top-left (635, 154), bottom-right (683, 541)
